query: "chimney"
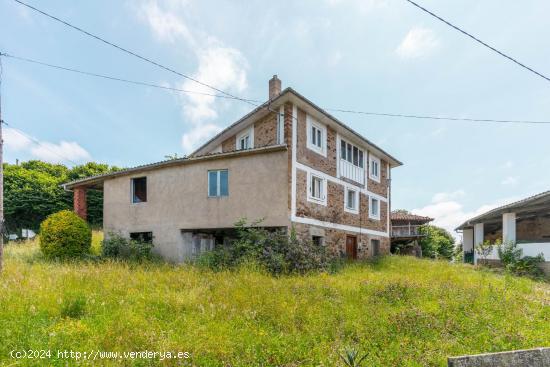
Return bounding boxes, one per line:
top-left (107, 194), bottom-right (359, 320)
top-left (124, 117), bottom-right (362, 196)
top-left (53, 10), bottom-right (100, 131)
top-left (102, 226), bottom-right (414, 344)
top-left (269, 75), bottom-right (281, 100)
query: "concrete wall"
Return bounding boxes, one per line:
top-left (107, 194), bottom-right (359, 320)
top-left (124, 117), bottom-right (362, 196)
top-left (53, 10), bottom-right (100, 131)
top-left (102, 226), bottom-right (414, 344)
top-left (103, 149), bottom-right (289, 262)
top-left (448, 347), bottom-right (550, 367)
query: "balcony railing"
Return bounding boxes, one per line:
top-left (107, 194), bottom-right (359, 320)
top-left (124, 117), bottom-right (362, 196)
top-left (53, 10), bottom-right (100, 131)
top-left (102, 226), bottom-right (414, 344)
top-left (339, 159), bottom-right (365, 185)
top-left (391, 225), bottom-right (425, 238)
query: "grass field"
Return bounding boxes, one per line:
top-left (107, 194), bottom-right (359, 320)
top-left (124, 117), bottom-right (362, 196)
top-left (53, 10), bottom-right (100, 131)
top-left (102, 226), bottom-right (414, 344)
top-left (1, 234), bottom-right (549, 366)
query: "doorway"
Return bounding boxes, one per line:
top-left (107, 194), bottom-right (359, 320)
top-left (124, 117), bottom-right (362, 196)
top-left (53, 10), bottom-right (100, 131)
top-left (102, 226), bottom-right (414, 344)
top-left (346, 235), bottom-right (358, 260)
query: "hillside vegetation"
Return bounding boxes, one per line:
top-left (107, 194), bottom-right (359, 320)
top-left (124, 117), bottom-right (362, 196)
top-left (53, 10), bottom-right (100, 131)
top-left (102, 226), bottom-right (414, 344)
top-left (1, 236), bottom-right (549, 366)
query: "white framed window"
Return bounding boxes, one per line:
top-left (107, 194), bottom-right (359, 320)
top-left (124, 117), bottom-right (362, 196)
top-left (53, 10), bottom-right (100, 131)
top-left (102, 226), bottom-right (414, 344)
top-left (236, 126), bottom-right (254, 151)
top-left (307, 172), bottom-right (327, 205)
top-left (369, 154), bottom-right (381, 182)
top-left (344, 187), bottom-right (359, 214)
top-left (340, 139), bottom-right (364, 168)
top-left (306, 115), bottom-right (326, 156)
top-left (208, 170), bottom-right (229, 197)
top-left (369, 196), bottom-right (380, 220)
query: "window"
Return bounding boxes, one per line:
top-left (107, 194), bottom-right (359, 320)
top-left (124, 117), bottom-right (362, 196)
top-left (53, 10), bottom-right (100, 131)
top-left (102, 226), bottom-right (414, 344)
top-left (307, 172), bottom-right (327, 205)
top-left (369, 155), bottom-right (381, 182)
top-left (306, 115), bottom-right (326, 156)
top-left (340, 139), bottom-right (364, 168)
top-left (130, 232), bottom-right (153, 243)
top-left (369, 197), bottom-right (380, 220)
top-left (312, 235), bottom-right (324, 246)
top-left (236, 127), bottom-right (254, 150)
top-left (371, 239), bottom-right (380, 257)
top-left (131, 177), bottom-right (147, 203)
top-left (208, 170), bottom-right (229, 197)
top-left (344, 187), bottom-right (359, 214)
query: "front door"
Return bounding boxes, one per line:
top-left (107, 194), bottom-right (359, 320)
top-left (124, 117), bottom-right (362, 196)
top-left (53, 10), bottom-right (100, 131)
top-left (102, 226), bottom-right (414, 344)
top-left (346, 235), bottom-right (358, 260)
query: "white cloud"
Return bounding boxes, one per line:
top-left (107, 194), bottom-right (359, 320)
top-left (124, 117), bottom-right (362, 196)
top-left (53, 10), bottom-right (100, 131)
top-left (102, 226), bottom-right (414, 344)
top-left (137, 0), bottom-right (249, 154)
top-left (181, 123), bottom-right (222, 153)
top-left (396, 27), bottom-right (439, 59)
top-left (4, 127), bottom-right (90, 164)
top-left (412, 191), bottom-right (517, 239)
top-left (501, 176), bottom-right (519, 186)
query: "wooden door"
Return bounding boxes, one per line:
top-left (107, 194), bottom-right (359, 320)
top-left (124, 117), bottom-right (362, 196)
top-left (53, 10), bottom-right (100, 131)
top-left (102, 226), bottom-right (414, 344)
top-left (346, 235), bottom-right (358, 260)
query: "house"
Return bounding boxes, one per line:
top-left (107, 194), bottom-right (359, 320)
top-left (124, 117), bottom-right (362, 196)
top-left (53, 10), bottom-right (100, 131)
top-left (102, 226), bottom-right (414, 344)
top-left (63, 76), bottom-right (402, 262)
top-left (455, 190), bottom-right (550, 273)
top-left (390, 211), bottom-right (433, 256)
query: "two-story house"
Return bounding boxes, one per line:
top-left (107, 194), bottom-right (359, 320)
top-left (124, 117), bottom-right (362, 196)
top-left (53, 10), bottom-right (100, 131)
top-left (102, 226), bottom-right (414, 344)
top-left (63, 76), bottom-right (402, 262)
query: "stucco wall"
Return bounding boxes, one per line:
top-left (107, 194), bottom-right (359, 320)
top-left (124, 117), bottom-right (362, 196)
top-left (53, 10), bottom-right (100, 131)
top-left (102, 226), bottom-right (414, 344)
top-left (103, 150), bottom-right (289, 262)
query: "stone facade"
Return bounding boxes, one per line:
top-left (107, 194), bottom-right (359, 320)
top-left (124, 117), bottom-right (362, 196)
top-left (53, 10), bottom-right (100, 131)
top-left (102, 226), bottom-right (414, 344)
top-left (254, 113), bottom-right (278, 148)
top-left (221, 136), bottom-right (236, 152)
top-left (484, 216), bottom-right (550, 242)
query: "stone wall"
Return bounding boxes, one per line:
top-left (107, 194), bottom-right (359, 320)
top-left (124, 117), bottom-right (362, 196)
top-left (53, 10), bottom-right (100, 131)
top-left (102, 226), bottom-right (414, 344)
top-left (447, 347), bottom-right (550, 367)
top-left (293, 222), bottom-right (390, 259)
top-left (254, 113), bottom-right (278, 148)
top-left (295, 169), bottom-right (387, 233)
top-left (484, 216), bottom-right (550, 243)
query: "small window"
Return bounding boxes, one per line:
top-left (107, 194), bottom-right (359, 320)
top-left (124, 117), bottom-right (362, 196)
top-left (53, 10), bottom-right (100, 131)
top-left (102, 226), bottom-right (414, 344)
top-left (371, 239), bottom-right (380, 257)
top-left (369, 155), bottom-right (381, 181)
top-left (277, 106), bottom-right (285, 144)
top-left (345, 189), bottom-right (358, 211)
top-left (369, 197), bottom-right (380, 220)
top-left (130, 232), bottom-right (153, 243)
top-left (311, 175), bottom-right (323, 200)
top-left (132, 177), bottom-right (147, 203)
top-left (312, 235), bottom-right (324, 246)
top-left (236, 127), bottom-right (254, 151)
top-left (208, 170), bottom-right (229, 197)
top-left (306, 115), bottom-right (326, 156)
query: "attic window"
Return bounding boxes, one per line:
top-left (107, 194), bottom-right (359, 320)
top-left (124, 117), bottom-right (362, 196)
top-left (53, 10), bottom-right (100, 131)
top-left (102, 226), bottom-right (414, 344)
top-left (132, 177), bottom-right (147, 203)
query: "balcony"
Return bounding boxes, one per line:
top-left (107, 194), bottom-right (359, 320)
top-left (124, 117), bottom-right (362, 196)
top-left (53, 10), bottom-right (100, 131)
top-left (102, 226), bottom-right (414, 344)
top-left (339, 159), bottom-right (365, 185)
top-left (391, 225), bottom-right (425, 238)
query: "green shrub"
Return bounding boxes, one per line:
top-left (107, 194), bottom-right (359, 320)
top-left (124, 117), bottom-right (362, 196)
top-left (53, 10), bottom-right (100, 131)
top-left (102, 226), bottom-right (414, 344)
top-left (101, 233), bottom-right (154, 261)
top-left (198, 219), bottom-right (335, 275)
top-left (39, 210), bottom-right (92, 259)
top-left (498, 241), bottom-right (545, 279)
top-left (60, 295), bottom-right (87, 319)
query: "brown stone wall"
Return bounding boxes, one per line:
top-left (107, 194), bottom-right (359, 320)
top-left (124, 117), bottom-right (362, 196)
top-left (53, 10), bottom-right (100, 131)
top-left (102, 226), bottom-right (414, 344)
top-left (221, 135), bottom-right (236, 153)
top-left (367, 157), bottom-right (388, 197)
top-left (254, 113), bottom-right (278, 148)
top-left (292, 222), bottom-right (389, 259)
top-left (295, 169), bottom-right (387, 233)
top-left (484, 216), bottom-right (550, 243)
top-left (296, 108), bottom-right (337, 176)
top-left (284, 102), bottom-right (294, 213)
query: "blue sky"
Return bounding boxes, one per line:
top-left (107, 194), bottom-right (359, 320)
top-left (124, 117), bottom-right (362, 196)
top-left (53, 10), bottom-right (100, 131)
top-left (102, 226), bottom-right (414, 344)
top-left (1, 0), bottom-right (550, 234)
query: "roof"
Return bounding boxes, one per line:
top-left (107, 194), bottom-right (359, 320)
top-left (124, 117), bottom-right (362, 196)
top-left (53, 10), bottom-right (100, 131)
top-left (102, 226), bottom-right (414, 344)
top-left (455, 190), bottom-right (550, 230)
top-left (391, 212), bottom-right (433, 223)
top-left (191, 87), bottom-right (403, 167)
top-left (63, 145), bottom-right (287, 190)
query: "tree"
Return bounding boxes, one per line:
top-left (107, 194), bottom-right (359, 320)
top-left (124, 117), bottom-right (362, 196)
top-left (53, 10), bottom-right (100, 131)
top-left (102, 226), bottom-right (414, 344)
top-left (418, 225), bottom-right (456, 260)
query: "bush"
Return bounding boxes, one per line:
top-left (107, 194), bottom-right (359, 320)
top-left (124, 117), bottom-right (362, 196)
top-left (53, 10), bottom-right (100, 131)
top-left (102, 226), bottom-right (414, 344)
top-left (101, 233), bottom-right (154, 261)
top-left (60, 295), bottom-right (87, 319)
top-left (198, 220), bottom-right (335, 275)
top-left (39, 210), bottom-right (92, 259)
top-left (498, 241), bottom-right (545, 279)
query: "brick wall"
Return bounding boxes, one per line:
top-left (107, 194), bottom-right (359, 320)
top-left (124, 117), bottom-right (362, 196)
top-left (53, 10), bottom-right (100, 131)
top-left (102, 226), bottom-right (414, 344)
top-left (254, 113), bottom-right (278, 148)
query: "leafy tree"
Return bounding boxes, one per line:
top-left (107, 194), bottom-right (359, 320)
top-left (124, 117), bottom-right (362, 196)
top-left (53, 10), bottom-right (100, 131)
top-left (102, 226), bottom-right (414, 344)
top-left (418, 225), bottom-right (456, 260)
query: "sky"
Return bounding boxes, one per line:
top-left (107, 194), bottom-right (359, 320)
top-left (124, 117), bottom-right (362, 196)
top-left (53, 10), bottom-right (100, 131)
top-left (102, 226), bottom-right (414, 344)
top-left (1, 0), bottom-right (550, 236)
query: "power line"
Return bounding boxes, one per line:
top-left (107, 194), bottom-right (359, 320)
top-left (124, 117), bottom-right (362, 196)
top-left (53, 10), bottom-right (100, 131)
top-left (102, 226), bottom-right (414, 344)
top-left (3, 51), bottom-right (550, 126)
top-left (12, 0), bottom-right (258, 107)
top-left (0, 52), bottom-right (259, 103)
top-left (404, 0), bottom-right (550, 83)
top-left (326, 108), bottom-right (550, 125)
top-left (1, 121), bottom-right (81, 166)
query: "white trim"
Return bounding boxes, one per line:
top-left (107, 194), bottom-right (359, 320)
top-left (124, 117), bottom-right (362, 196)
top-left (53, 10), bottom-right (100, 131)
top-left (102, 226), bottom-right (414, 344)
top-left (236, 126), bottom-right (254, 150)
top-left (306, 114), bottom-right (327, 157)
top-left (387, 162), bottom-right (391, 235)
top-left (307, 172), bottom-right (327, 206)
top-left (369, 196), bottom-right (381, 220)
top-left (277, 105), bottom-right (285, 144)
top-left (296, 162), bottom-right (387, 202)
top-left (291, 215), bottom-right (389, 238)
top-left (369, 154), bottom-right (381, 182)
top-left (291, 105), bottom-right (297, 218)
top-left (344, 186), bottom-right (359, 214)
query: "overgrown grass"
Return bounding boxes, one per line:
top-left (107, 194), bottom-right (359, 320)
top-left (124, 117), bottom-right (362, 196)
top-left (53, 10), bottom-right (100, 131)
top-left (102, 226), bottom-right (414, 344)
top-left (1, 236), bottom-right (549, 366)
